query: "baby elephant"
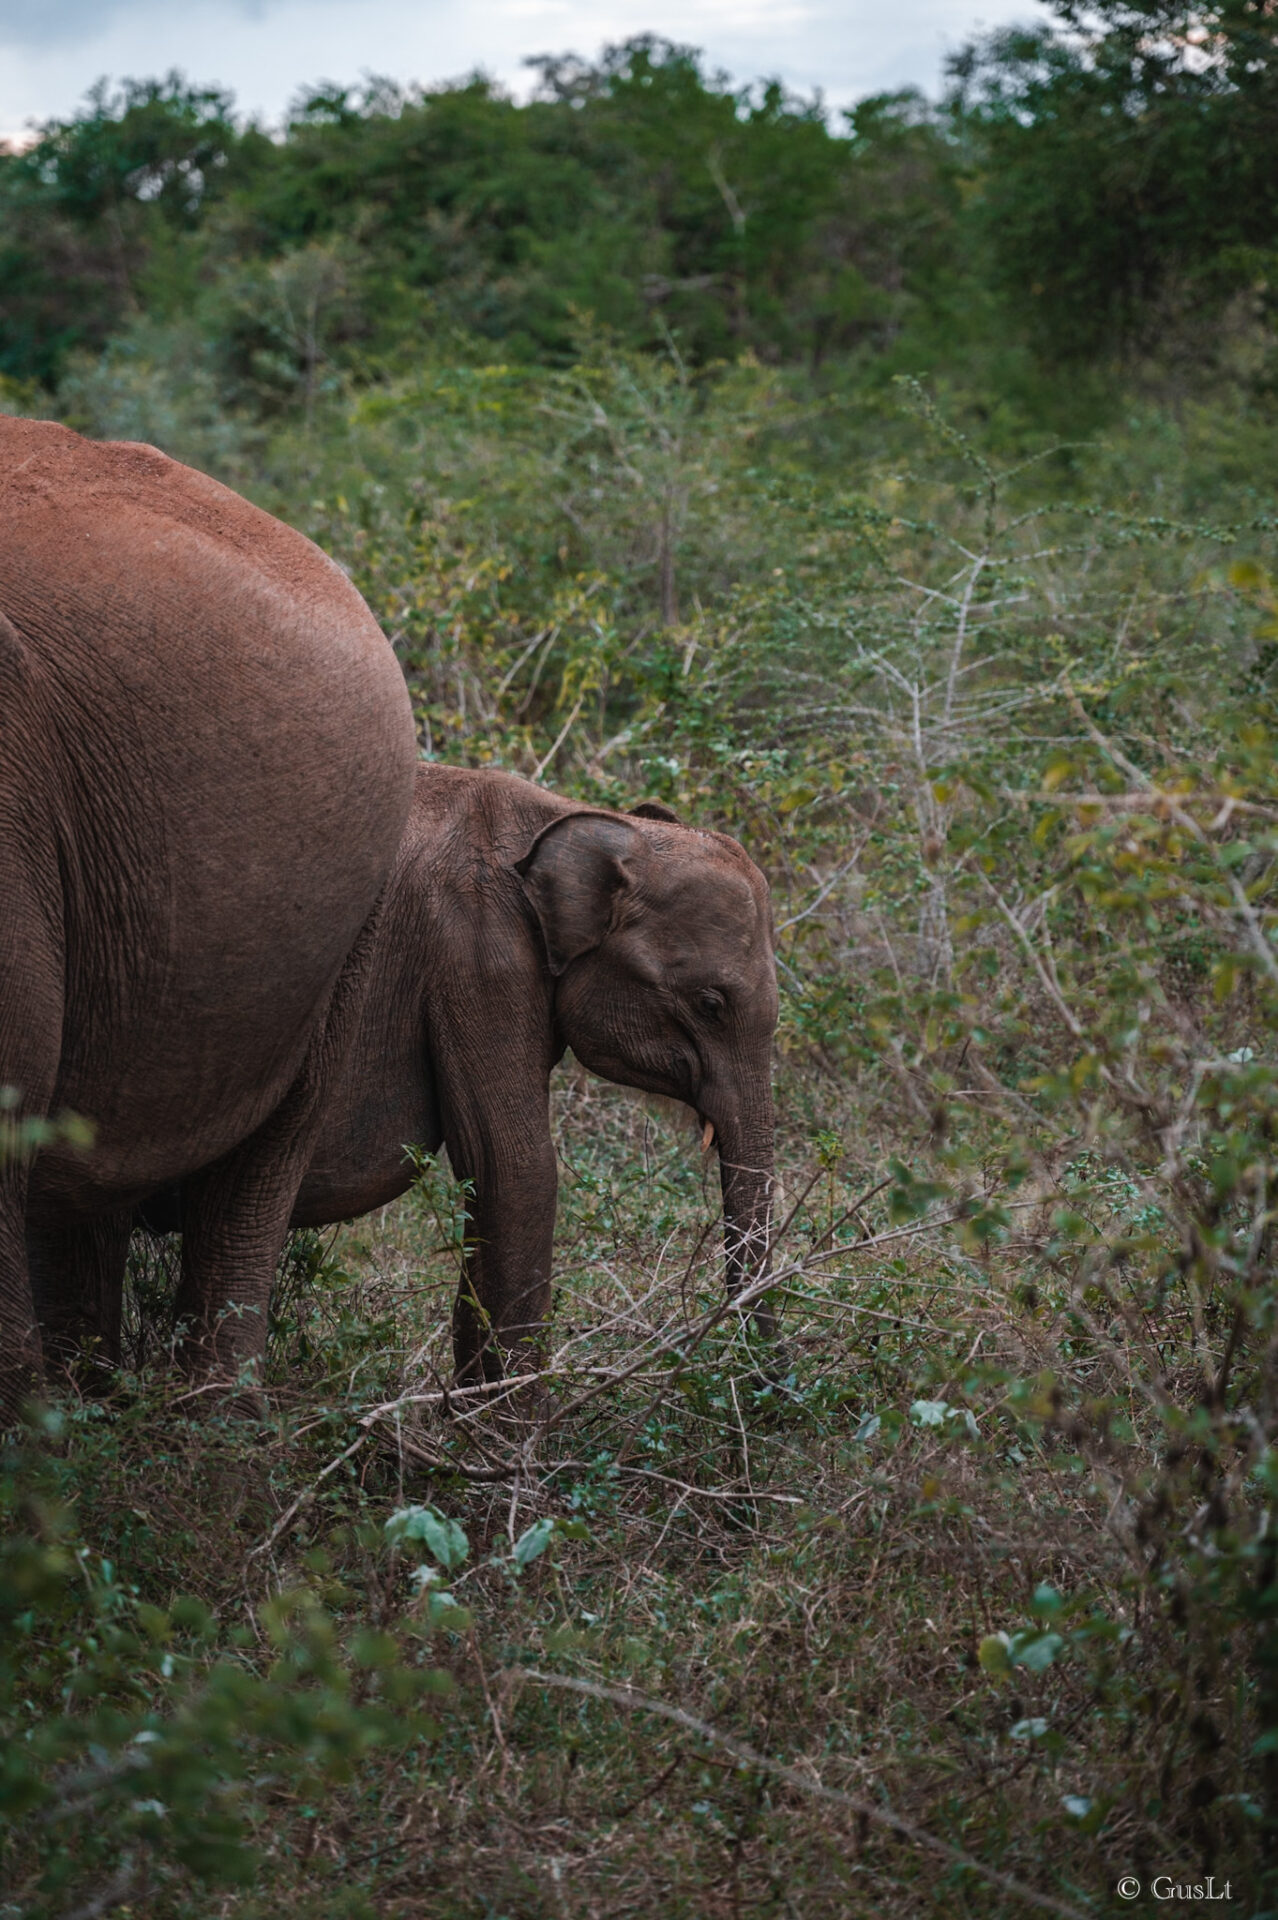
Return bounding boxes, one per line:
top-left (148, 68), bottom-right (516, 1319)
top-left (293, 765), bottom-right (779, 1380)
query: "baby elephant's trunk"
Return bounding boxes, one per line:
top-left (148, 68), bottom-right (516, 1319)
top-left (714, 1096), bottom-right (777, 1338)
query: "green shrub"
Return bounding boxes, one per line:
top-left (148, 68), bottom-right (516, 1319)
top-left (0, 1409), bottom-right (452, 1916)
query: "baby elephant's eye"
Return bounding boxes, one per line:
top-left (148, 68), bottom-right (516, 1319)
top-left (696, 989), bottom-right (726, 1020)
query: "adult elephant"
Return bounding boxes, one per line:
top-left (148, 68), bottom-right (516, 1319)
top-left (288, 766), bottom-right (779, 1380)
top-left (0, 417), bottom-right (416, 1414)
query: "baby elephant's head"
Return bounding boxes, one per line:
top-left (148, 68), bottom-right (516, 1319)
top-left (516, 805), bottom-right (778, 1292)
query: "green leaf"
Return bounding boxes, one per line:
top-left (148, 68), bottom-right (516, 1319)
top-left (385, 1506), bottom-right (469, 1572)
top-left (512, 1517), bottom-right (558, 1570)
top-left (1010, 1630), bottom-right (1064, 1672)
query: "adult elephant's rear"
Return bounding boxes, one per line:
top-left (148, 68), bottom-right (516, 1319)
top-left (0, 418), bottom-right (416, 1413)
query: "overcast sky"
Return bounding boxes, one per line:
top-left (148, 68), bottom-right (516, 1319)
top-left (0, 0), bottom-right (1045, 143)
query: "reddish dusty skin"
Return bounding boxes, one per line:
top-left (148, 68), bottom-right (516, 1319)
top-left (284, 767), bottom-right (779, 1381)
top-left (0, 416), bottom-right (416, 1410)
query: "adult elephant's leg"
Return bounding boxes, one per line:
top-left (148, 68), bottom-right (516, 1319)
top-left (28, 1212), bottom-right (131, 1381)
top-left (172, 905), bottom-right (384, 1395)
top-left (0, 902), bottom-right (63, 1422)
top-left (173, 1124), bottom-right (307, 1391)
top-left (0, 1172), bottom-right (41, 1423)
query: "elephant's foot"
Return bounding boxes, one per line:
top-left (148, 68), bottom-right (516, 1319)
top-left (450, 1336), bottom-right (550, 1448)
top-left (172, 1325), bottom-right (270, 1424)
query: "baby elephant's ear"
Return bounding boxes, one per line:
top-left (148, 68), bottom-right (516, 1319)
top-left (515, 813), bottom-right (645, 976)
top-left (629, 799), bottom-right (681, 823)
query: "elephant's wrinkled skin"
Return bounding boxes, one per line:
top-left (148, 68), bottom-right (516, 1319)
top-left (0, 417), bottom-right (416, 1411)
top-left (290, 765), bottom-right (779, 1379)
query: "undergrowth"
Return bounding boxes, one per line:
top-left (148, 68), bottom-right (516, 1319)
top-left (4, 377), bottom-right (1278, 1915)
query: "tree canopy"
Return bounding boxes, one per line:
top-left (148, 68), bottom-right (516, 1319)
top-left (0, 18), bottom-right (1274, 396)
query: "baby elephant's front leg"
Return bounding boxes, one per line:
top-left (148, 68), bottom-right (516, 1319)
top-left (449, 1133), bottom-right (558, 1387)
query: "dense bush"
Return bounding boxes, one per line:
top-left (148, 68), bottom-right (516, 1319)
top-left (3, 362), bottom-right (1278, 1908)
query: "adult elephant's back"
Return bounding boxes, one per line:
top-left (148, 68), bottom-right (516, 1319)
top-left (0, 417), bottom-right (415, 1400)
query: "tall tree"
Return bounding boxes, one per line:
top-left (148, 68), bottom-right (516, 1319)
top-left (948, 0), bottom-right (1278, 359)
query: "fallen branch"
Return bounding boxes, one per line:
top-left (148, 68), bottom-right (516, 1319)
top-left (509, 1668), bottom-right (1090, 1920)
top-left (250, 1200), bottom-right (977, 1556)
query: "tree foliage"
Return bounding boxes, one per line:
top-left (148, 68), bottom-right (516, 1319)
top-left (5, 22), bottom-right (1275, 393)
top-left (0, 41), bottom-right (961, 390)
top-left (949, 0), bottom-right (1278, 359)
